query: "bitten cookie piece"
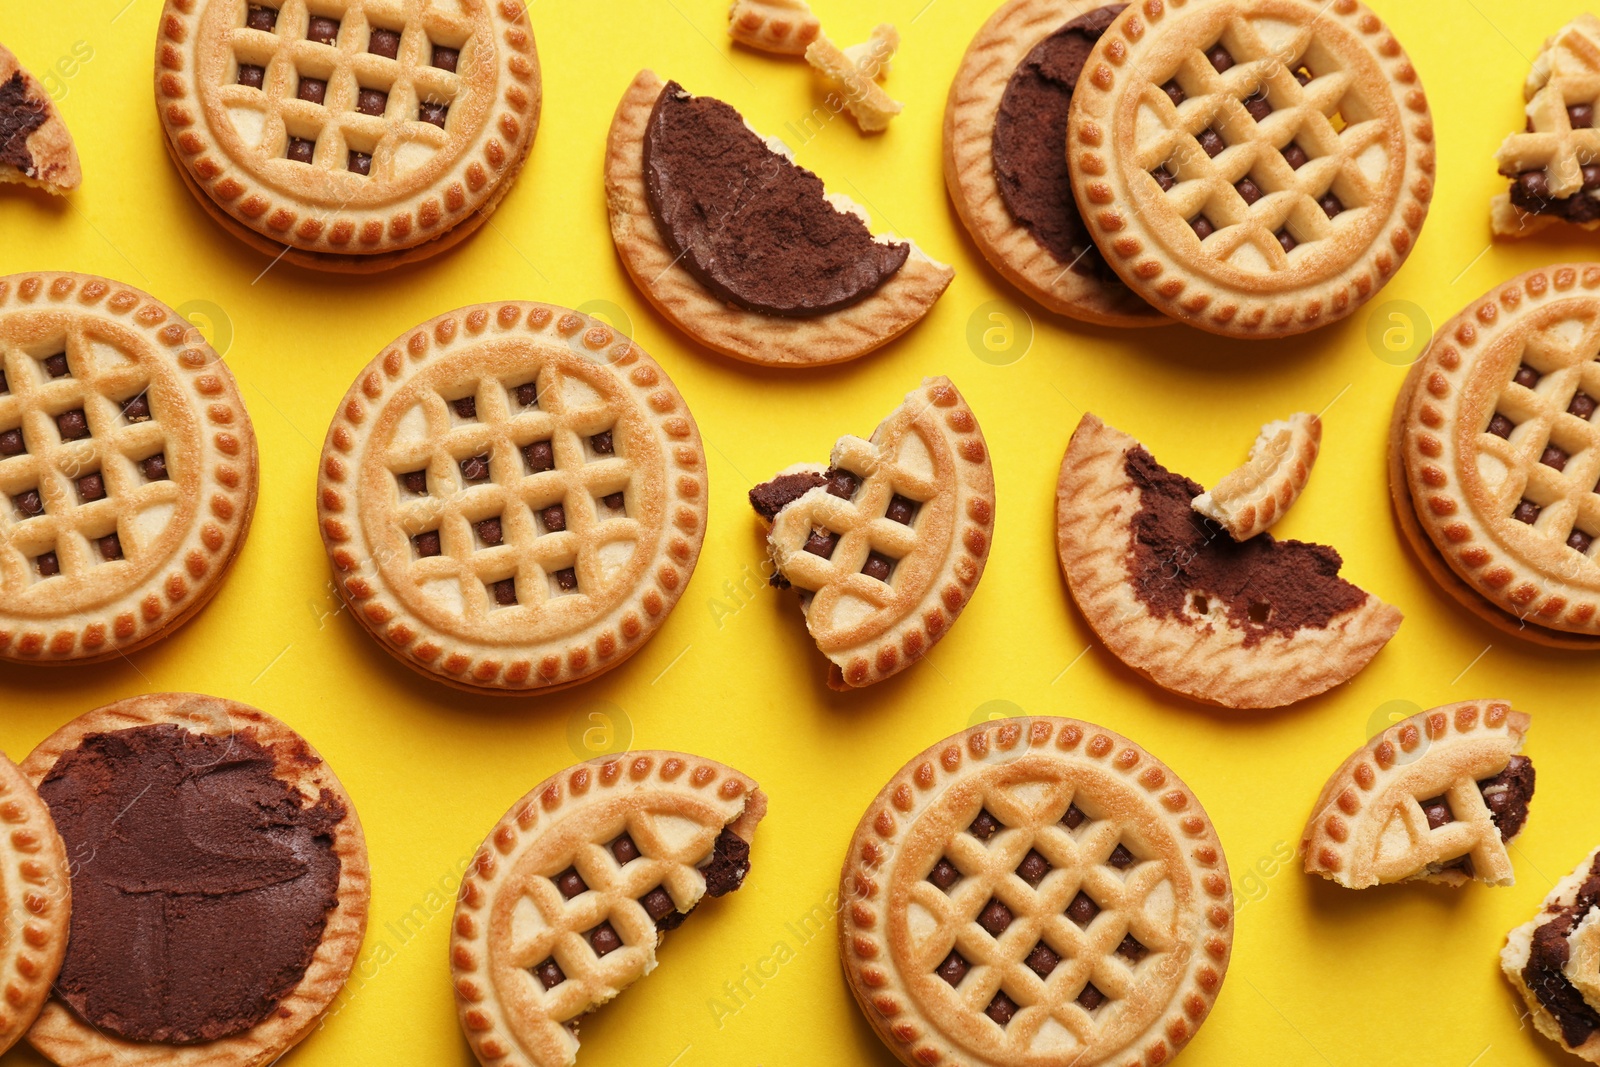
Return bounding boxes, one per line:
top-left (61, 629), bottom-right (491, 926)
top-left (0, 44), bottom-right (80, 193)
top-left (1504, 843), bottom-right (1600, 1061)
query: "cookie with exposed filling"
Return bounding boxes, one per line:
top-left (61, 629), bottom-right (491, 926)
top-left (0, 43), bottom-right (80, 193)
top-left (1504, 843), bottom-right (1600, 1061)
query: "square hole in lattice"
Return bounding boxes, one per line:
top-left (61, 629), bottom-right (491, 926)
top-left (1025, 941), bottom-right (1061, 979)
top-left (985, 990), bottom-right (1019, 1028)
top-left (586, 921), bottom-right (622, 958)
top-left (884, 494), bottom-right (919, 526)
top-left (1205, 41), bottom-right (1235, 73)
top-left (1066, 890), bottom-right (1100, 928)
top-left (40, 351), bottom-right (69, 379)
top-left (610, 832), bottom-right (641, 866)
top-left (448, 394), bottom-right (480, 425)
top-left (532, 956), bottom-right (565, 991)
top-left (586, 429), bottom-right (617, 461)
top-left (121, 390), bottom-right (152, 424)
top-left (96, 532), bottom-right (123, 563)
top-left (75, 471), bottom-right (106, 504)
top-left (1151, 164), bottom-right (1179, 193)
top-left (1161, 78), bottom-right (1188, 108)
top-left (431, 42), bottom-right (462, 73)
top-left (306, 14), bottom-right (340, 46)
top-left (1569, 527), bottom-right (1597, 556)
top-left (1318, 189), bottom-right (1347, 219)
top-left (553, 866), bottom-right (588, 900)
top-left (1106, 842), bottom-right (1139, 871)
top-left (356, 85), bottom-right (391, 118)
top-left (1077, 981), bottom-right (1110, 1012)
top-left (1281, 141), bottom-right (1313, 170)
top-left (1241, 88), bottom-right (1273, 123)
top-left (397, 469), bottom-right (428, 496)
top-left (970, 808), bottom-right (1003, 842)
top-left (1513, 498), bottom-right (1543, 526)
top-left (1195, 126), bottom-right (1227, 160)
top-left (1572, 103), bottom-right (1598, 130)
top-left (412, 529), bottom-right (441, 559)
top-left (508, 378), bottom-right (541, 411)
top-left (803, 527), bottom-right (840, 559)
top-left (32, 549), bottom-right (60, 582)
top-left (486, 576), bottom-right (518, 607)
top-left (523, 440), bottom-right (555, 474)
top-left (139, 452), bottom-right (170, 483)
top-left (245, 4), bottom-right (278, 32)
top-left (1189, 213), bottom-right (1218, 240)
top-left (977, 897), bottom-right (1013, 937)
top-left (1062, 802), bottom-right (1091, 833)
top-left (348, 150), bottom-right (372, 176)
top-left (11, 487), bottom-right (43, 521)
top-left (0, 425), bottom-right (25, 459)
top-left (936, 949), bottom-right (970, 988)
top-left (368, 24), bottom-right (402, 59)
top-left (286, 136), bottom-right (317, 165)
top-left (238, 62), bottom-right (266, 89)
top-left (534, 502), bottom-right (567, 536)
top-left (825, 467), bottom-right (862, 500)
top-left (1569, 392), bottom-right (1599, 422)
top-left (419, 99), bottom-right (450, 128)
top-left (1486, 411), bottom-right (1519, 440)
top-left (55, 408), bottom-right (89, 442)
top-left (927, 856), bottom-right (961, 892)
top-left (0, 368), bottom-right (9, 394)
top-left (296, 75), bottom-right (328, 106)
top-left (1274, 224), bottom-right (1301, 255)
top-left (1293, 64), bottom-right (1315, 86)
top-left (459, 452), bottom-right (491, 484)
top-left (1419, 795), bottom-right (1454, 830)
top-left (548, 565), bottom-right (580, 597)
top-left (595, 491), bottom-right (626, 518)
top-left (474, 516), bottom-right (505, 549)
top-left (1015, 849), bottom-right (1051, 888)
top-left (1234, 175), bottom-right (1267, 207)
top-left (1118, 933), bottom-right (1150, 964)
top-left (861, 550), bottom-right (897, 584)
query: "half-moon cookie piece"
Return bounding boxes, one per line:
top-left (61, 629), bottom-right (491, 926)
top-left (0, 750), bottom-right (70, 1056)
top-left (1191, 412), bottom-right (1321, 541)
top-left (605, 70), bottom-right (953, 366)
top-left (1302, 700), bottom-right (1533, 889)
top-left (22, 693), bottom-right (369, 1067)
top-left (1504, 843), bottom-right (1600, 1061)
top-left (1056, 414), bottom-right (1400, 709)
top-left (747, 377), bottom-right (995, 689)
top-left (0, 44), bottom-right (80, 194)
top-left (944, 1), bottom-right (1164, 326)
top-left (451, 752), bottom-right (765, 1067)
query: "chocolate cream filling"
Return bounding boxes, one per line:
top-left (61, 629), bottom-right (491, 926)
top-left (0, 71), bottom-right (47, 175)
top-left (1525, 851), bottom-right (1600, 1049)
top-left (1508, 166), bottom-right (1600, 224)
top-left (1124, 447), bottom-right (1370, 646)
top-left (642, 81), bottom-right (910, 317)
top-left (749, 466), bottom-right (865, 588)
top-left (992, 4), bottom-right (1127, 284)
top-left (38, 724), bottom-right (345, 1045)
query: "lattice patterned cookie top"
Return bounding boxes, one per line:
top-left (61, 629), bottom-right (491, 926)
top-left (749, 377), bottom-right (995, 689)
top-left (155, 0), bottom-right (540, 266)
top-left (318, 302), bottom-right (707, 693)
top-left (451, 751), bottom-right (765, 1067)
top-left (0, 751), bottom-right (69, 1057)
top-left (840, 718), bottom-right (1232, 1067)
top-left (0, 273), bottom-right (258, 664)
top-left (1066, 0), bottom-right (1433, 337)
top-left (1302, 700), bottom-right (1533, 889)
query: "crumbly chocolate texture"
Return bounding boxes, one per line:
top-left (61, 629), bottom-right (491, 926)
top-left (1509, 167), bottom-right (1600, 223)
top-left (992, 5), bottom-right (1127, 283)
top-left (0, 71), bottom-right (47, 175)
top-left (643, 82), bottom-right (910, 317)
top-left (1480, 754), bottom-right (1535, 841)
top-left (748, 470), bottom-right (826, 522)
top-left (703, 827), bottom-right (752, 896)
top-left (38, 724), bottom-right (345, 1045)
top-left (1124, 447), bottom-right (1370, 646)
top-left (1525, 852), bottom-right (1600, 1049)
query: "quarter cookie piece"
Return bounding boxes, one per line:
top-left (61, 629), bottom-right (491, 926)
top-left (451, 752), bottom-right (765, 1067)
top-left (1391, 265), bottom-right (1600, 648)
top-left (1493, 15), bottom-right (1600, 237)
top-left (1066, 0), bottom-right (1434, 337)
top-left (317, 302), bottom-right (708, 694)
top-left (0, 751), bottom-right (70, 1057)
top-left (1057, 414), bottom-right (1400, 709)
top-left (0, 273), bottom-right (259, 664)
top-left (1504, 843), bottom-right (1600, 1062)
top-left (1191, 412), bottom-right (1320, 541)
top-left (944, 1), bottom-right (1165, 326)
top-left (0, 44), bottom-right (81, 193)
top-left (22, 693), bottom-right (369, 1067)
top-left (1302, 700), bottom-right (1533, 889)
top-left (728, 0), bottom-right (821, 55)
top-left (840, 718), bottom-right (1232, 1067)
top-left (605, 70), bottom-right (953, 366)
top-left (154, 0), bottom-right (541, 272)
top-left (747, 377), bottom-right (995, 690)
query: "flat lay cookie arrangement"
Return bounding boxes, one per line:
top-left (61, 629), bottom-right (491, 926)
top-left (8, 2), bottom-right (1600, 1065)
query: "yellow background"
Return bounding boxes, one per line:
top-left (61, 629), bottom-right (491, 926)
top-left (1, 1), bottom-right (1597, 1064)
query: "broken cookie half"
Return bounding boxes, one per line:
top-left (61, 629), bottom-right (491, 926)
top-left (1303, 700), bottom-right (1533, 889)
top-left (749, 377), bottom-right (995, 689)
top-left (0, 43), bottom-right (80, 194)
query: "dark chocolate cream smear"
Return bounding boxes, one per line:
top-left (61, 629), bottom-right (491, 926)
top-left (0, 71), bottom-right (48, 176)
top-left (643, 81), bottom-right (910, 317)
top-left (38, 724), bottom-right (345, 1044)
top-left (1525, 850), bottom-right (1600, 1049)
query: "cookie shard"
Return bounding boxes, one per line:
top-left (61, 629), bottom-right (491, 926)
top-left (749, 377), bottom-right (996, 689)
top-left (1301, 701), bottom-right (1533, 889)
top-left (1192, 412), bottom-right (1322, 541)
top-left (450, 752), bottom-right (764, 1067)
top-left (1057, 414), bottom-right (1400, 710)
top-left (0, 45), bottom-right (80, 193)
top-left (1504, 844), bottom-right (1600, 1061)
top-left (804, 27), bottom-right (903, 133)
top-left (728, 0), bottom-right (822, 55)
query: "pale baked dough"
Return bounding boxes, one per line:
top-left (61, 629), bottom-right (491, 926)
top-left (1192, 411), bottom-right (1320, 540)
top-left (0, 751), bottom-right (68, 1056)
top-left (1503, 843), bottom-right (1600, 1062)
top-left (805, 26), bottom-right (902, 133)
top-left (0, 43), bottom-right (81, 193)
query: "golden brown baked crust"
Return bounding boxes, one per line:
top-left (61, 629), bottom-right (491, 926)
top-left (1066, 0), bottom-right (1434, 337)
top-left (451, 751), bottom-right (765, 1067)
top-left (154, 0), bottom-right (540, 272)
top-left (1393, 264), bottom-right (1600, 646)
top-left (317, 301), bottom-right (708, 694)
top-left (943, 0), bottom-right (1166, 326)
top-left (604, 69), bottom-right (953, 367)
top-left (1503, 843), bottom-right (1600, 1062)
top-left (840, 717), bottom-right (1232, 1067)
top-left (21, 693), bottom-right (369, 1067)
top-left (0, 751), bottom-right (69, 1056)
top-left (727, 0), bottom-right (821, 55)
top-left (1302, 700), bottom-right (1530, 889)
top-left (0, 43), bottom-right (81, 194)
top-left (1056, 414), bottom-right (1400, 709)
top-left (1191, 411), bottom-right (1320, 540)
top-left (0, 272), bottom-right (259, 664)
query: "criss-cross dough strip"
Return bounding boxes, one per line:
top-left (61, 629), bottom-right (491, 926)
top-left (942, 0), bottom-right (1168, 327)
top-left (21, 693), bottom-right (370, 1067)
top-left (0, 273), bottom-right (258, 664)
top-left (1503, 844), bottom-right (1600, 1062)
top-left (727, 0), bottom-right (821, 55)
top-left (1192, 412), bottom-right (1320, 540)
top-left (766, 377), bottom-right (995, 689)
top-left (451, 752), bottom-right (765, 1067)
top-left (840, 718), bottom-right (1233, 1067)
top-left (0, 752), bottom-right (68, 1056)
top-left (1301, 700), bottom-right (1529, 889)
top-left (604, 70), bottom-right (953, 367)
top-left (1057, 414), bottom-right (1400, 709)
top-left (1066, 0), bottom-right (1434, 337)
top-left (0, 44), bottom-right (80, 193)
top-left (805, 28), bottom-right (902, 132)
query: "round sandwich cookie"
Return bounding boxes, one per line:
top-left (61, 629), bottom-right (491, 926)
top-left (1065, 0), bottom-right (1434, 338)
top-left (0, 272), bottom-right (259, 664)
top-left (840, 717), bottom-right (1232, 1067)
top-left (317, 301), bottom-right (708, 694)
top-left (1504, 842), bottom-right (1600, 1062)
top-left (21, 693), bottom-right (369, 1067)
top-left (0, 750), bottom-right (70, 1057)
top-left (451, 751), bottom-right (765, 1067)
top-left (1391, 265), bottom-right (1600, 650)
top-left (154, 0), bottom-right (541, 273)
top-left (1056, 414), bottom-right (1400, 709)
top-left (0, 42), bottom-right (82, 194)
top-left (604, 70), bottom-right (954, 366)
top-left (1302, 700), bottom-right (1533, 890)
top-left (944, 1), bottom-right (1164, 326)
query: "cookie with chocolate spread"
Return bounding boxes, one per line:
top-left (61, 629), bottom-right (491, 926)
top-left (21, 693), bottom-right (369, 1067)
top-left (0, 272), bottom-right (259, 664)
top-left (0, 43), bottom-right (81, 194)
top-left (1302, 700), bottom-right (1533, 889)
top-left (1504, 843), bottom-right (1600, 1061)
top-left (605, 70), bottom-right (954, 366)
top-left (747, 377), bottom-right (995, 689)
top-left (154, 0), bottom-right (541, 272)
top-left (451, 751), bottom-right (765, 1067)
top-left (1056, 414), bottom-right (1400, 709)
top-left (1065, 0), bottom-right (1435, 337)
top-left (0, 751), bottom-right (70, 1056)
top-left (840, 717), bottom-right (1233, 1067)
top-left (944, 1), bottom-right (1164, 326)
